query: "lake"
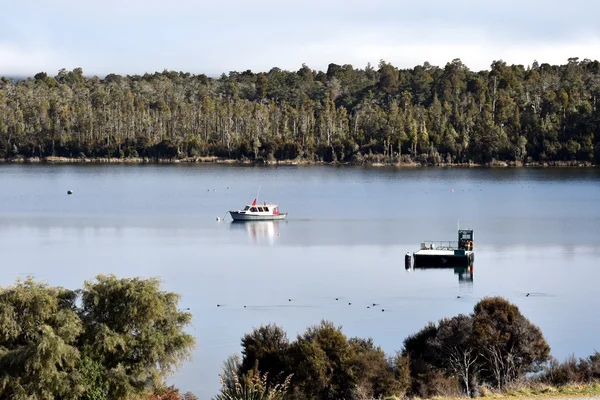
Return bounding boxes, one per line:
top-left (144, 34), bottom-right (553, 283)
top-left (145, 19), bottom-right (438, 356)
top-left (1, 164), bottom-right (599, 399)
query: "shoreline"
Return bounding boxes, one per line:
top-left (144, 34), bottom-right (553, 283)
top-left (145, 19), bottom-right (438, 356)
top-left (0, 156), bottom-right (595, 168)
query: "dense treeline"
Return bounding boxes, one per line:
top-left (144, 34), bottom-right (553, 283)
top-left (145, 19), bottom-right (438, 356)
top-left (1, 58), bottom-right (599, 165)
top-left (221, 297), bottom-right (600, 400)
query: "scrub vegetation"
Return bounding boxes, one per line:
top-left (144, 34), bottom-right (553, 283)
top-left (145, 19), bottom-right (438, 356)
top-left (2, 277), bottom-right (598, 400)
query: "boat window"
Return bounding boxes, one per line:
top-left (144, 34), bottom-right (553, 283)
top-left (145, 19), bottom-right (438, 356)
top-left (250, 207), bottom-right (258, 212)
top-left (243, 206), bottom-right (250, 211)
top-left (264, 207), bottom-right (269, 212)
top-left (257, 207), bottom-right (264, 212)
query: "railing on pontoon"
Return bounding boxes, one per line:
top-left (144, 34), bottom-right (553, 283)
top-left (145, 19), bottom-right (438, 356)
top-left (419, 241), bottom-right (459, 250)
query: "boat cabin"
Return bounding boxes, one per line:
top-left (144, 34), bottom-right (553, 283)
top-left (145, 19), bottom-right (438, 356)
top-left (458, 229), bottom-right (474, 251)
top-left (241, 202), bottom-right (280, 214)
top-left (243, 205), bottom-right (271, 213)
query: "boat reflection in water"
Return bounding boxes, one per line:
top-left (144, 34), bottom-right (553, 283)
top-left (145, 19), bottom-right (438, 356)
top-left (230, 220), bottom-right (282, 245)
top-left (406, 262), bottom-right (474, 290)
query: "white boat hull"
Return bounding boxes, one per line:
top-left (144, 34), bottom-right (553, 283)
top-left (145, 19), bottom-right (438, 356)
top-left (229, 211), bottom-right (287, 221)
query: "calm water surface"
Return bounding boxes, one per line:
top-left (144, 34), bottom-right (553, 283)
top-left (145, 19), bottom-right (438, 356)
top-left (1, 164), bottom-right (599, 399)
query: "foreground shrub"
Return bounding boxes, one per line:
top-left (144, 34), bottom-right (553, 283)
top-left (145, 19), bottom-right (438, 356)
top-left (540, 352), bottom-right (600, 386)
top-left (0, 275), bottom-right (195, 400)
top-left (214, 369), bottom-right (292, 400)
top-left (402, 297), bottom-right (551, 396)
top-left (236, 321), bottom-right (409, 400)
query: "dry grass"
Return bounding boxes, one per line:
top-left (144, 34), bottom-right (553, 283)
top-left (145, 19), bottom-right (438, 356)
top-left (417, 382), bottom-right (600, 399)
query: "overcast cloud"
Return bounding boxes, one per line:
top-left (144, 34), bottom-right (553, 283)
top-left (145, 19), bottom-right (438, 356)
top-left (1, 0), bottom-right (598, 77)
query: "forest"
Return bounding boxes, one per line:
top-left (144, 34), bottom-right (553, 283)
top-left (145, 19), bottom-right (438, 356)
top-left (0, 58), bottom-right (599, 165)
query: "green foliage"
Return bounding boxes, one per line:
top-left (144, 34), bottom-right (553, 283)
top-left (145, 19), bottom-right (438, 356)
top-left (79, 274), bottom-right (196, 398)
top-left (240, 324), bottom-right (290, 382)
top-left (77, 357), bottom-right (109, 400)
top-left (237, 321), bottom-right (406, 400)
top-left (401, 321), bottom-right (438, 396)
top-left (0, 59), bottom-right (598, 164)
top-left (213, 369), bottom-right (292, 400)
top-left (428, 314), bottom-right (479, 396)
top-left (349, 338), bottom-right (410, 398)
top-left (401, 297), bottom-right (551, 396)
top-left (0, 275), bottom-right (195, 400)
top-left (149, 385), bottom-right (198, 400)
top-left (228, 299), bottom-right (592, 400)
top-left (220, 354), bottom-right (243, 393)
top-left (472, 296), bottom-right (551, 388)
top-left (290, 321), bottom-right (356, 400)
top-left (0, 277), bottom-right (83, 400)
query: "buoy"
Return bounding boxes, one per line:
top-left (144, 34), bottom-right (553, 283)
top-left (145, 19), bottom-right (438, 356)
top-left (67, 190), bottom-right (73, 195)
top-left (451, 188), bottom-right (454, 192)
top-left (216, 217), bottom-right (221, 221)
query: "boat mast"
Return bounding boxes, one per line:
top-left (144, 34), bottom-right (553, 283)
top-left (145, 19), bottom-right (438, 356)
top-left (255, 185), bottom-right (261, 203)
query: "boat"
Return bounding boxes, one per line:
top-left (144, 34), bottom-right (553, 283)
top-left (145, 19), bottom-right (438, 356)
top-left (229, 199), bottom-right (287, 221)
top-left (405, 229), bottom-right (475, 269)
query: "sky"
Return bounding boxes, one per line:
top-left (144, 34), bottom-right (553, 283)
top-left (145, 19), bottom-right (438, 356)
top-left (1, 0), bottom-right (599, 78)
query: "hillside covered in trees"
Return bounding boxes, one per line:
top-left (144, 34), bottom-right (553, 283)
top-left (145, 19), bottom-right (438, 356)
top-left (1, 58), bottom-right (599, 165)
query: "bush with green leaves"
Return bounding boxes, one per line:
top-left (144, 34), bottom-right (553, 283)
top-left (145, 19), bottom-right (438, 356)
top-left (235, 320), bottom-right (410, 400)
top-left (402, 296), bottom-right (551, 397)
top-left (0, 275), bottom-right (195, 400)
top-left (214, 369), bottom-right (292, 400)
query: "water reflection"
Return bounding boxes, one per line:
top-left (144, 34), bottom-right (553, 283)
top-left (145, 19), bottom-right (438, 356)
top-left (407, 264), bottom-right (474, 291)
top-left (229, 221), bottom-right (281, 245)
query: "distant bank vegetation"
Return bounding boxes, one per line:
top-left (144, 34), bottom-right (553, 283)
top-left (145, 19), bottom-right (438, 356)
top-left (0, 58), bottom-right (599, 166)
top-left (1, 276), bottom-right (599, 400)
